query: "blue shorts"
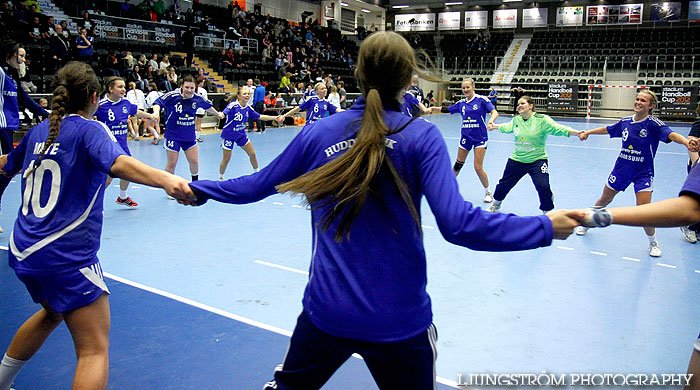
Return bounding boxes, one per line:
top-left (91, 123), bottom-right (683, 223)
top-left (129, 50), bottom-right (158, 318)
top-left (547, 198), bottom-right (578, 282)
top-left (221, 132), bottom-right (250, 150)
top-left (606, 169), bottom-right (653, 192)
top-left (459, 136), bottom-right (487, 151)
top-left (117, 141), bottom-right (131, 156)
top-left (163, 137), bottom-right (197, 152)
top-left (16, 262), bottom-right (110, 313)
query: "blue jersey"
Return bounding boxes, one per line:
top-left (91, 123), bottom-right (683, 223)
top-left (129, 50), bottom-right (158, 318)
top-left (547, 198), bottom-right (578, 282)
top-left (95, 97), bottom-right (138, 145)
top-left (76, 35), bottom-right (94, 57)
top-left (189, 96), bottom-right (553, 343)
top-left (448, 95), bottom-right (495, 143)
top-left (3, 115), bottom-right (126, 275)
top-left (154, 91), bottom-right (212, 142)
top-left (298, 96), bottom-right (338, 125)
top-left (303, 89), bottom-right (316, 102)
top-left (1, 66), bottom-right (49, 130)
top-left (401, 91), bottom-right (420, 117)
top-left (681, 162), bottom-right (700, 200)
top-left (252, 85), bottom-right (266, 105)
top-left (607, 115), bottom-right (673, 177)
top-left (221, 101), bottom-right (260, 138)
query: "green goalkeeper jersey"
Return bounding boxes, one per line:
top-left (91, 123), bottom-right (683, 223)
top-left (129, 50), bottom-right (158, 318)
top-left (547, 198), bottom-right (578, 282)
top-left (497, 113), bottom-right (573, 163)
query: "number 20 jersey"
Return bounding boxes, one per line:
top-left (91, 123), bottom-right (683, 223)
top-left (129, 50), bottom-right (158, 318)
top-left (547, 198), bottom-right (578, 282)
top-left (4, 115), bottom-right (126, 274)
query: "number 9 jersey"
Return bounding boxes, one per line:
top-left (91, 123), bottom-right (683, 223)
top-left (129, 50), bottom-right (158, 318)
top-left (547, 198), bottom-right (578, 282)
top-left (3, 115), bottom-right (126, 275)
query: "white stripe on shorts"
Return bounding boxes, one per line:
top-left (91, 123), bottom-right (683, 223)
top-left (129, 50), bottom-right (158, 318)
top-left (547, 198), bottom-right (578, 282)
top-left (80, 264), bottom-right (110, 295)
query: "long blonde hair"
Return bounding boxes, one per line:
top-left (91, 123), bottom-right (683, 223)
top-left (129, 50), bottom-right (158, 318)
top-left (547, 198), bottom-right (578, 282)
top-left (277, 32), bottom-right (434, 241)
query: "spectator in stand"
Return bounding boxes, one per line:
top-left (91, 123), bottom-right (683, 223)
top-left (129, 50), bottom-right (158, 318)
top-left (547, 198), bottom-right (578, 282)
top-left (26, 16), bottom-right (43, 44)
top-left (77, 11), bottom-right (93, 31)
top-left (252, 78), bottom-right (266, 132)
top-left (488, 87), bottom-right (498, 106)
top-left (511, 86), bottom-right (525, 115)
top-left (50, 24), bottom-right (70, 71)
top-left (167, 66), bottom-right (178, 87)
top-left (123, 51), bottom-right (135, 69)
top-left (157, 68), bottom-right (172, 92)
top-left (102, 50), bottom-right (120, 76)
top-left (327, 85), bottom-right (340, 109)
top-left (148, 54), bottom-right (159, 70)
top-left (279, 72), bottom-right (293, 94)
top-left (222, 48), bottom-right (234, 70)
top-left (75, 27), bottom-right (93, 61)
top-left (59, 20), bottom-right (71, 41)
top-left (274, 53), bottom-right (285, 69)
top-left (337, 80), bottom-right (347, 109)
top-left (153, 0), bottom-right (165, 20)
top-left (172, 0), bottom-right (181, 20)
top-left (157, 55), bottom-right (169, 71)
top-left (42, 16), bottom-right (55, 39)
top-left (235, 49), bottom-right (247, 69)
top-left (126, 81), bottom-right (147, 139)
top-left (120, 0), bottom-right (133, 18)
top-left (182, 26), bottom-right (195, 67)
top-left (137, 54), bottom-right (147, 67)
top-left (128, 64), bottom-right (146, 90)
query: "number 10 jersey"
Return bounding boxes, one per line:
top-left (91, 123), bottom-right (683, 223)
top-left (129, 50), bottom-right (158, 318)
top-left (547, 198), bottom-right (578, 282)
top-left (3, 115), bottom-right (126, 275)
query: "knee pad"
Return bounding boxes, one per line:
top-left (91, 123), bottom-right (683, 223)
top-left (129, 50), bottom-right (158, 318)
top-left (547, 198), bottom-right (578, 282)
top-left (453, 160), bottom-right (465, 172)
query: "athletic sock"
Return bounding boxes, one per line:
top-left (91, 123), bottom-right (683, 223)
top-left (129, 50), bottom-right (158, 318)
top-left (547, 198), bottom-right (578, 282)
top-left (254, 168), bottom-right (259, 173)
top-left (0, 354), bottom-right (28, 390)
top-left (647, 234), bottom-right (657, 244)
top-left (119, 190), bottom-right (127, 199)
top-left (196, 131), bottom-right (201, 139)
top-left (191, 175), bottom-right (198, 181)
top-left (484, 187), bottom-right (491, 194)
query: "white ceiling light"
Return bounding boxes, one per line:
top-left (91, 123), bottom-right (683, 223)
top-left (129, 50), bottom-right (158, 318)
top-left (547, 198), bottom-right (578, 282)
top-left (392, 5), bottom-right (410, 8)
top-left (361, 8), bottom-right (371, 12)
top-left (445, 1), bottom-right (463, 5)
top-left (341, 1), bottom-right (348, 5)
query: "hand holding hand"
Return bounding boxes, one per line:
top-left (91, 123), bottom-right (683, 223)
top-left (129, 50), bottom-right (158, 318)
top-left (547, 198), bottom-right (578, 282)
top-left (545, 209), bottom-right (587, 240)
top-left (578, 131), bottom-right (588, 141)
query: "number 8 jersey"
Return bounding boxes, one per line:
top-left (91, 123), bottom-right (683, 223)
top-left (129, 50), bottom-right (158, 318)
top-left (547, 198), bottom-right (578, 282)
top-left (3, 115), bottom-right (126, 274)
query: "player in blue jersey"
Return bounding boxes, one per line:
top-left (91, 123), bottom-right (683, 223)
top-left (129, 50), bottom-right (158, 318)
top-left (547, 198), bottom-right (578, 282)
top-left (401, 89), bottom-right (430, 118)
top-left (179, 32), bottom-right (581, 390)
top-left (280, 82), bottom-right (344, 126)
top-left (0, 62), bottom-right (193, 390)
top-left (0, 42), bottom-right (49, 233)
top-left (152, 75), bottom-right (224, 183)
top-left (431, 78), bottom-right (499, 202)
top-left (576, 90), bottom-right (696, 257)
top-left (218, 86), bottom-right (282, 179)
top-left (570, 139), bottom-right (700, 390)
top-left (95, 76), bottom-right (158, 207)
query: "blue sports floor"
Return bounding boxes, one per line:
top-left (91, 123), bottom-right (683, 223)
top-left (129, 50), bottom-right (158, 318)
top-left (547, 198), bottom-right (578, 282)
top-left (1, 113), bottom-right (699, 389)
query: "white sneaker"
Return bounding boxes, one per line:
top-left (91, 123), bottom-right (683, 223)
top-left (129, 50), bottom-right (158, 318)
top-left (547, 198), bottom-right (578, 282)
top-left (486, 203), bottom-right (500, 213)
top-left (483, 191), bottom-right (493, 203)
top-left (575, 226), bottom-right (588, 236)
top-left (167, 195), bottom-right (175, 200)
top-left (218, 177), bottom-right (225, 181)
top-left (681, 226), bottom-right (697, 244)
top-left (649, 242), bottom-right (662, 257)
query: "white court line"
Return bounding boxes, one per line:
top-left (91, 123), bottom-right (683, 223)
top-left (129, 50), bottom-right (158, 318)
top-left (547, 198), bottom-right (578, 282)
top-left (103, 271), bottom-right (459, 389)
top-left (622, 257), bottom-right (641, 262)
top-left (292, 205), bottom-right (303, 209)
top-left (556, 246), bottom-right (574, 251)
top-left (131, 186), bottom-right (143, 189)
top-left (112, 185), bottom-right (120, 187)
top-left (257, 200), bottom-right (265, 203)
top-left (148, 188), bottom-right (160, 191)
top-left (590, 251), bottom-right (608, 256)
top-left (10, 181), bottom-right (15, 183)
top-left (0, 246), bottom-right (8, 250)
top-left (272, 202), bottom-right (285, 206)
top-left (695, 270), bottom-right (700, 274)
top-left (421, 225), bottom-right (435, 229)
top-left (254, 260), bottom-right (308, 275)
top-left (657, 263), bottom-right (677, 269)
top-left (443, 138), bottom-right (687, 156)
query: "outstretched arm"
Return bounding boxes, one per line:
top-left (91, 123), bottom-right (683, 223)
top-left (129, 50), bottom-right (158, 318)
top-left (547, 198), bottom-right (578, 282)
top-left (110, 155), bottom-right (195, 200)
top-left (579, 126), bottom-right (608, 140)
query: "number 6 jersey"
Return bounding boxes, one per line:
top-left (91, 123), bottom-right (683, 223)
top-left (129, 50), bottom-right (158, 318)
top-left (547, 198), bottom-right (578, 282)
top-left (3, 115), bottom-right (126, 274)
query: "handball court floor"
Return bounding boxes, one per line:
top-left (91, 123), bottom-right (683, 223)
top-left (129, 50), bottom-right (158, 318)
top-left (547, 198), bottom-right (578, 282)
top-left (0, 113), bottom-right (699, 389)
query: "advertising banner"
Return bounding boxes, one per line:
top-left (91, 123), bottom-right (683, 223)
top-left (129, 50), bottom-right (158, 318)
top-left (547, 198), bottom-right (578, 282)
top-left (690, 1), bottom-right (700, 22)
top-left (523, 8), bottom-right (548, 28)
top-left (493, 9), bottom-right (517, 29)
top-left (556, 7), bottom-right (584, 27)
top-left (394, 13), bottom-right (436, 31)
top-left (464, 10), bottom-right (488, 29)
top-left (659, 86), bottom-right (699, 118)
top-left (650, 2), bottom-right (681, 22)
top-left (547, 82), bottom-right (578, 112)
top-left (438, 11), bottom-right (461, 30)
top-left (586, 4), bottom-right (643, 25)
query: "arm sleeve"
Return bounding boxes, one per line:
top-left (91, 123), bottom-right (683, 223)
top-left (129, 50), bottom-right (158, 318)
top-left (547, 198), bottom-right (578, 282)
top-left (680, 163), bottom-right (700, 202)
top-left (17, 86), bottom-right (50, 116)
top-left (447, 102), bottom-right (461, 114)
top-left (498, 119), bottom-right (515, 134)
top-left (418, 124), bottom-right (553, 251)
top-left (541, 115), bottom-right (573, 137)
top-left (607, 120), bottom-right (622, 138)
top-left (484, 98), bottom-right (495, 112)
top-left (189, 127), bottom-right (313, 205)
top-left (128, 101), bottom-right (138, 116)
top-left (85, 122), bottom-right (127, 174)
top-left (659, 124), bottom-right (673, 144)
top-left (247, 106), bottom-right (261, 120)
top-left (690, 119), bottom-right (700, 138)
top-left (3, 130), bottom-right (31, 175)
top-left (328, 102), bottom-right (338, 114)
